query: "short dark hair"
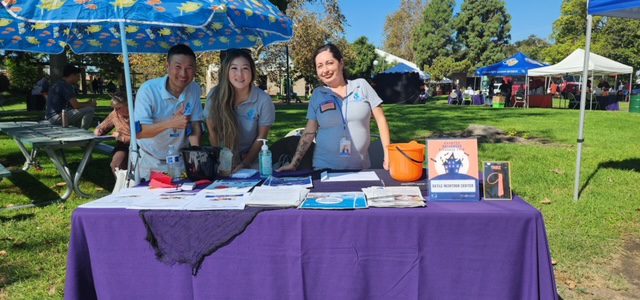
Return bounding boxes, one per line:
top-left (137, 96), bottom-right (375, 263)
top-left (167, 44), bottom-right (196, 62)
top-left (63, 65), bottom-right (81, 77)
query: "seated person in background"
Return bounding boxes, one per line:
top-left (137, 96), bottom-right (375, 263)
top-left (135, 44), bottom-right (203, 181)
top-left (449, 89), bottom-right (459, 103)
top-left (205, 49), bottom-right (276, 173)
top-left (465, 86), bottom-right (474, 96)
top-left (46, 65), bottom-right (96, 129)
top-left (94, 92), bottom-right (131, 175)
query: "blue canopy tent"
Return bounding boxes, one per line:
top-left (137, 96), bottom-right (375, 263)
top-left (475, 52), bottom-right (547, 108)
top-left (572, 0), bottom-right (639, 200)
top-left (475, 52), bottom-right (546, 77)
top-left (383, 63), bottom-right (431, 81)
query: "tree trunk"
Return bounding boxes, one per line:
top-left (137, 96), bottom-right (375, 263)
top-left (49, 53), bottom-right (67, 84)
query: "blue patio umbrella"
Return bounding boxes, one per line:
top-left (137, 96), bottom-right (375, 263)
top-left (1, 0), bottom-right (293, 183)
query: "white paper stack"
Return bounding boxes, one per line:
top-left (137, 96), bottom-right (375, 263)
top-left (362, 186), bottom-right (426, 208)
top-left (246, 186), bottom-right (309, 207)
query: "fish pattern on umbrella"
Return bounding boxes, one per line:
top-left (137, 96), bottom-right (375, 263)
top-left (0, 0), bottom-right (293, 54)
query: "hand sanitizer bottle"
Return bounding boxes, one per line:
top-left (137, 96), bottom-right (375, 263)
top-left (258, 139), bottom-right (272, 178)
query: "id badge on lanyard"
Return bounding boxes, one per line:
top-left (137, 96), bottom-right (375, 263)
top-left (334, 96), bottom-right (351, 157)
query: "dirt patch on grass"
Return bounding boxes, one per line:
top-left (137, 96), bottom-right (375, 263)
top-left (557, 237), bottom-right (640, 299)
top-left (427, 124), bottom-right (553, 145)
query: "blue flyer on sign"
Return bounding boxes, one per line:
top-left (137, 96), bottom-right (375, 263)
top-left (299, 192), bottom-right (368, 209)
top-left (427, 138), bottom-right (480, 202)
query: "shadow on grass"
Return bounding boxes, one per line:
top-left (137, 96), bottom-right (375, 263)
top-left (5, 170), bottom-right (61, 203)
top-left (80, 156), bottom-right (116, 192)
top-left (0, 213), bottom-right (35, 223)
top-left (579, 158), bottom-right (640, 196)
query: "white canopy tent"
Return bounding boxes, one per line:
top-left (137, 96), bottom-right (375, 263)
top-left (529, 49), bottom-right (633, 76)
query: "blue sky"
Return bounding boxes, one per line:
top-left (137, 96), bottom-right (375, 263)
top-left (322, 0), bottom-right (562, 49)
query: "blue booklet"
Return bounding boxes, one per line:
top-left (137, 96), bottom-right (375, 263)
top-left (264, 176), bottom-right (313, 188)
top-left (299, 192), bottom-right (368, 210)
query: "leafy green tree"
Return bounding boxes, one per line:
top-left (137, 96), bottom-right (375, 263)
top-left (413, 0), bottom-right (455, 71)
top-left (383, 0), bottom-right (425, 62)
top-left (593, 18), bottom-right (640, 70)
top-left (427, 56), bottom-right (470, 82)
top-left (347, 37), bottom-right (377, 80)
top-left (5, 53), bottom-right (45, 92)
top-left (507, 35), bottom-right (551, 62)
top-left (287, 0), bottom-right (348, 85)
top-left (454, 0), bottom-right (511, 70)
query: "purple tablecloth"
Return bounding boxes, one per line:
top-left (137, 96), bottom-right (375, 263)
top-left (65, 175), bottom-right (557, 300)
top-left (472, 94), bottom-right (485, 105)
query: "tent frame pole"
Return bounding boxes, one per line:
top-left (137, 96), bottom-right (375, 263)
top-left (574, 6), bottom-right (593, 201)
top-left (119, 21), bottom-right (140, 185)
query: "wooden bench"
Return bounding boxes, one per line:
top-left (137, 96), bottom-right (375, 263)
top-left (0, 163), bottom-right (10, 179)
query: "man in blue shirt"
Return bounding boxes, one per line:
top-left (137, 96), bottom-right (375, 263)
top-left (46, 65), bottom-right (96, 129)
top-left (134, 44), bottom-right (203, 180)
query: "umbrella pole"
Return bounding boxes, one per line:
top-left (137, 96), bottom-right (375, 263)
top-left (574, 11), bottom-right (593, 201)
top-left (119, 21), bottom-right (140, 185)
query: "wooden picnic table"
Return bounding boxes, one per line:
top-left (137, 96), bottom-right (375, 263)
top-left (0, 121), bottom-right (113, 201)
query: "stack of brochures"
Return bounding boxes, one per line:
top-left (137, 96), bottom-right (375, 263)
top-left (362, 186), bottom-right (426, 208)
top-left (246, 186), bottom-right (309, 207)
top-left (299, 192), bottom-right (368, 209)
top-left (262, 176), bottom-right (313, 188)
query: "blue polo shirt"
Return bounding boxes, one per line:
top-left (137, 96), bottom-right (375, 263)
top-left (204, 86), bottom-right (275, 155)
top-left (135, 75), bottom-right (203, 159)
top-left (307, 78), bottom-right (383, 170)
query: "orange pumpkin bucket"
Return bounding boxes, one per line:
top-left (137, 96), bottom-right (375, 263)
top-left (388, 141), bottom-right (425, 182)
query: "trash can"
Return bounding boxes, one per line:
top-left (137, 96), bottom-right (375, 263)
top-left (492, 95), bottom-right (505, 108)
top-left (181, 146), bottom-right (221, 181)
top-left (630, 95), bottom-right (640, 113)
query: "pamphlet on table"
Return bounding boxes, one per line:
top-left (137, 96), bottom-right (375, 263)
top-left (427, 138), bottom-right (480, 202)
top-left (299, 192), bottom-right (368, 209)
top-left (263, 176), bottom-right (313, 188)
top-left (246, 186), bottom-right (308, 207)
top-left (203, 179), bottom-right (261, 195)
top-left (182, 193), bottom-right (247, 210)
top-left (320, 171), bottom-right (380, 182)
top-left (483, 161), bottom-right (513, 200)
top-left (362, 186), bottom-right (426, 208)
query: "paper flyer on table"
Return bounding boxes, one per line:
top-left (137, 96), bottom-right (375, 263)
top-left (79, 187), bottom-right (148, 209)
top-left (263, 176), bottom-right (313, 188)
top-left (126, 189), bottom-right (200, 210)
top-left (203, 179), bottom-right (261, 195)
top-left (320, 171), bottom-right (380, 182)
top-left (183, 192), bottom-right (247, 210)
top-left (362, 186), bottom-right (426, 208)
top-left (299, 192), bottom-right (368, 209)
top-left (246, 186), bottom-right (308, 207)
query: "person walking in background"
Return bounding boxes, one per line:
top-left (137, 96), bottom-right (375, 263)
top-left (205, 49), bottom-right (276, 173)
top-left (134, 44), bottom-right (203, 181)
top-left (94, 91), bottom-right (131, 174)
top-left (278, 43), bottom-right (391, 171)
top-left (46, 65), bottom-right (96, 129)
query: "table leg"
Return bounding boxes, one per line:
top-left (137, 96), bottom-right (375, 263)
top-left (14, 138), bottom-right (34, 171)
top-left (72, 140), bottom-right (96, 198)
top-left (43, 148), bottom-right (74, 200)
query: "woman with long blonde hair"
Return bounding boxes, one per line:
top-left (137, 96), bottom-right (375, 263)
top-left (205, 49), bottom-right (276, 172)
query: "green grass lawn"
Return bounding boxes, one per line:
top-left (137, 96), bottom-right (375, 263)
top-left (1, 95), bottom-right (639, 298)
